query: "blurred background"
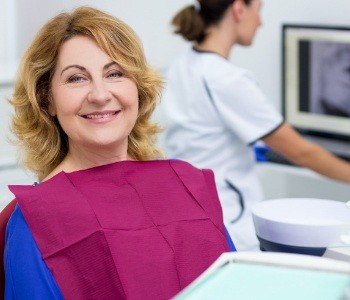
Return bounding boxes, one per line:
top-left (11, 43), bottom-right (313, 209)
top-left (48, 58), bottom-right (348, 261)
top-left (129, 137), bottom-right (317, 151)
top-left (1, 0), bottom-right (350, 208)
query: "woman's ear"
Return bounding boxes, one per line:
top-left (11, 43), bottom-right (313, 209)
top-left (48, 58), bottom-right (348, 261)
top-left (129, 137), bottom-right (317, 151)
top-left (231, 0), bottom-right (245, 22)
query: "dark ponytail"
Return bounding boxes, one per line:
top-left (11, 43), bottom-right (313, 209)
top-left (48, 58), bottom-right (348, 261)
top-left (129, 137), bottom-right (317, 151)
top-left (172, 5), bottom-right (205, 42)
top-left (171, 0), bottom-right (252, 43)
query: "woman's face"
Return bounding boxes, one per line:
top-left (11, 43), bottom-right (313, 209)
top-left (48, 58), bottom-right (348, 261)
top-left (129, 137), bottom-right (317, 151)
top-left (50, 35), bottom-right (139, 157)
top-left (237, 0), bottom-right (262, 46)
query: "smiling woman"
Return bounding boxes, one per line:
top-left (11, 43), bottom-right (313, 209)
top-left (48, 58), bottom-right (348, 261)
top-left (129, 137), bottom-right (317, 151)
top-left (10, 7), bottom-right (163, 181)
top-left (47, 35), bottom-right (140, 175)
top-left (3, 6), bottom-right (234, 300)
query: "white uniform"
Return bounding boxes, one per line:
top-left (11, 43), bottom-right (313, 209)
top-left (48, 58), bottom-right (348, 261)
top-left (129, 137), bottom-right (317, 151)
top-left (161, 48), bottom-right (284, 251)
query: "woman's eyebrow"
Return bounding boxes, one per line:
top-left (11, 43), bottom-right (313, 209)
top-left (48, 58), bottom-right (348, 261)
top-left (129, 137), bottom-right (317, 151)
top-left (60, 65), bottom-right (86, 76)
top-left (60, 62), bottom-right (117, 76)
top-left (103, 61), bottom-right (118, 70)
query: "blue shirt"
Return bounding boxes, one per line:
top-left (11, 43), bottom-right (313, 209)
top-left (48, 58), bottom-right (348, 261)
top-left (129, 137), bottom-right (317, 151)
top-left (5, 205), bottom-right (63, 299)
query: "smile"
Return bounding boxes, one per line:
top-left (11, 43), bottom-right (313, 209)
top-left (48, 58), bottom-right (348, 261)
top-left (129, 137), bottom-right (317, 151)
top-left (79, 110), bottom-right (121, 124)
top-left (80, 110), bottom-right (120, 119)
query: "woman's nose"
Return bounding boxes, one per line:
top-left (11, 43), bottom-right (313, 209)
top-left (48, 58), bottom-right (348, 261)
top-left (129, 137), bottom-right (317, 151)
top-left (87, 81), bottom-right (112, 104)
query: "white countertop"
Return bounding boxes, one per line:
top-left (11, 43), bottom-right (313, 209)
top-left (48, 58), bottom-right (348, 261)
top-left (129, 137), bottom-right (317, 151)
top-left (324, 247), bottom-right (350, 262)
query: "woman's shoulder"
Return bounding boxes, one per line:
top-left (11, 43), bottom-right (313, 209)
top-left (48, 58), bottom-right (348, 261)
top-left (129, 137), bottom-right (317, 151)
top-left (195, 53), bottom-right (254, 82)
top-left (167, 158), bottom-right (216, 184)
top-left (6, 204), bottom-right (29, 246)
top-left (5, 205), bottom-right (38, 275)
top-left (167, 159), bottom-right (202, 171)
top-left (5, 205), bottom-right (64, 299)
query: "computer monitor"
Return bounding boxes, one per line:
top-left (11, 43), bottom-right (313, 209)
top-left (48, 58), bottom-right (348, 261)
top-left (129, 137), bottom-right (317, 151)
top-left (282, 24), bottom-right (350, 141)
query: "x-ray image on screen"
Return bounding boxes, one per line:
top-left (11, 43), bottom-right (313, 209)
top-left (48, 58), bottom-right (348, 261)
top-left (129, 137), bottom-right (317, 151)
top-left (283, 24), bottom-right (350, 138)
top-left (309, 42), bottom-right (350, 117)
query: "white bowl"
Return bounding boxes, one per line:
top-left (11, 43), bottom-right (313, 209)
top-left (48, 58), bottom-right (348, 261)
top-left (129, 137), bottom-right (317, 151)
top-left (252, 198), bottom-right (350, 249)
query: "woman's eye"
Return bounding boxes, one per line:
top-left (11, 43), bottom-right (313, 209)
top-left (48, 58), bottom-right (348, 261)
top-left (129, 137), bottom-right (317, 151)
top-left (67, 75), bottom-right (85, 83)
top-left (108, 71), bottom-right (123, 78)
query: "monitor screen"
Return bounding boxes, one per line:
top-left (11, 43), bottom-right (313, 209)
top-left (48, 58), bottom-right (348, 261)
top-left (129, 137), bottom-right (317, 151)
top-left (282, 24), bottom-right (350, 140)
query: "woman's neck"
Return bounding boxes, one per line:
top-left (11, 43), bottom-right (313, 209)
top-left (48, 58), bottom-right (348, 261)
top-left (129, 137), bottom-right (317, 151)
top-left (196, 6), bottom-right (237, 59)
top-left (195, 39), bottom-right (233, 60)
top-left (44, 145), bottom-right (130, 181)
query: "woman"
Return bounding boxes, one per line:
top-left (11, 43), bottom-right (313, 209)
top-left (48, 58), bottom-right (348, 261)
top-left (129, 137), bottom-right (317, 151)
top-left (4, 6), bottom-right (233, 299)
top-left (161, 0), bottom-right (350, 251)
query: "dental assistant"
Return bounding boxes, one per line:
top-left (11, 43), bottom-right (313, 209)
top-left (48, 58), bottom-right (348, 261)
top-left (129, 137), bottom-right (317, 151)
top-left (162, 0), bottom-right (350, 251)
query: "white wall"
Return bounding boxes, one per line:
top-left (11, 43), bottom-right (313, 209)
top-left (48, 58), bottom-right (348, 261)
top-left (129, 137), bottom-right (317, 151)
top-left (14, 0), bottom-right (191, 72)
top-left (0, 0), bottom-right (16, 62)
top-left (1, 0), bottom-right (350, 207)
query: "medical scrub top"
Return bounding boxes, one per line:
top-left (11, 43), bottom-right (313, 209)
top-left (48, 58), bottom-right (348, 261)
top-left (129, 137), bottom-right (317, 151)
top-left (162, 48), bottom-right (284, 251)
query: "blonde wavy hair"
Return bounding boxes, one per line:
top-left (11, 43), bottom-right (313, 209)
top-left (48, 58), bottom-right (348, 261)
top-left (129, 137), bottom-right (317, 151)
top-left (10, 6), bottom-right (163, 180)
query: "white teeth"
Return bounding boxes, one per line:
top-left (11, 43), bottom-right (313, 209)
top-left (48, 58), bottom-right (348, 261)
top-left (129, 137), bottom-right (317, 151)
top-left (85, 113), bottom-right (115, 119)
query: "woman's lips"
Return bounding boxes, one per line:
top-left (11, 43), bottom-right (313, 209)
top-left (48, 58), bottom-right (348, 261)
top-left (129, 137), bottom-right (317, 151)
top-left (80, 110), bottom-right (121, 123)
top-left (84, 112), bottom-right (117, 119)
